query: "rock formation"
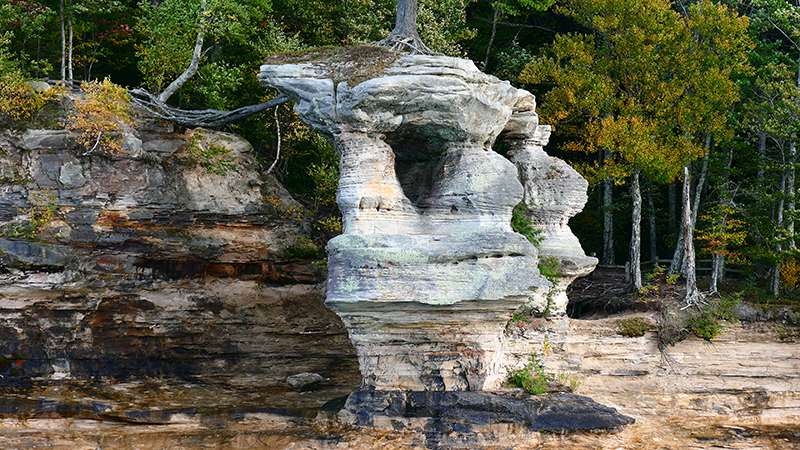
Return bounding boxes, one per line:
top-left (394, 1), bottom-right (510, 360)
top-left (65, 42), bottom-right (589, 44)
top-left (259, 49), bottom-right (601, 425)
top-left (0, 121), bottom-right (356, 392)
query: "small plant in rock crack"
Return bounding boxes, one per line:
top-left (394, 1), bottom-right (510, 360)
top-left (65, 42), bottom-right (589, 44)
top-left (508, 353), bottom-right (580, 395)
top-left (508, 354), bottom-right (552, 395)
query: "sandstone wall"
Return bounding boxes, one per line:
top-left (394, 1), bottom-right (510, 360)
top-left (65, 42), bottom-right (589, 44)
top-left (0, 121), bottom-right (356, 386)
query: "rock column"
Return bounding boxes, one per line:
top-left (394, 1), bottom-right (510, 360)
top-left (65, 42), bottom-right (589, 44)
top-left (259, 52), bottom-right (595, 394)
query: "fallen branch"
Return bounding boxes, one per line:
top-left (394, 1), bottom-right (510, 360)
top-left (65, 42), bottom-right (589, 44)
top-left (129, 88), bottom-right (290, 128)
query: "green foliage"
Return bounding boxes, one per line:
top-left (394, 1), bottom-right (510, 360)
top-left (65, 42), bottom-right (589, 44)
top-left (616, 317), bottom-right (651, 337)
top-left (183, 132), bottom-right (237, 175)
top-left (0, 32), bottom-right (60, 130)
top-left (538, 256), bottom-right (561, 282)
top-left (508, 353), bottom-right (579, 395)
top-left (522, 0), bottom-right (753, 185)
top-left (495, 0), bottom-right (554, 16)
top-left (687, 295), bottom-right (741, 342)
top-left (0, 0), bottom-right (57, 78)
top-left (284, 235), bottom-right (323, 259)
top-left (508, 354), bottom-right (552, 395)
top-left (137, 0), bottom-right (290, 109)
top-left (511, 202), bottom-right (543, 247)
top-left (494, 40), bottom-right (534, 81)
top-left (696, 203), bottom-right (748, 263)
top-left (416, 0), bottom-right (477, 57)
top-left (639, 263), bottom-right (678, 295)
top-left (2, 189), bottom-right (59, 239)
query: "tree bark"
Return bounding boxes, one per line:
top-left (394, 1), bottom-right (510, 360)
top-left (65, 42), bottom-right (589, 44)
top-left (60, 0), bottom-right (65, 83)
top-left (130, 88), bottom-right (289, 128)
top-left (482, 3), bottom-right (501, 71)
top-left (376, 0), bottom-right (435, 54)
top-left (603, 179), bottom-right (615, 265)
top-left (670, 134), bottom-right (711, 274)
top-left (710, 253), bottom-right (722, 296)
top-left (630, 167), bottom-right (643, 291)
top-left (773, 172), bottom-right (787, 297)
top-left (788, 138), bottom-right (796, 250)
top-left (682, 165), bottom-right (703, 306)
top-left (67, 0), bottom-right (73, 86)
top-left (758, 131), bottom-right (767, 179)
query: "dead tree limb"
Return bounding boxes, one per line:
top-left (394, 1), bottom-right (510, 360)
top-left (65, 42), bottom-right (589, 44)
top-left (130, 88), bottom-right (289, 128)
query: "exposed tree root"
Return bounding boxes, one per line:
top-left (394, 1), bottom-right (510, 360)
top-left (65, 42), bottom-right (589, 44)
top-left (375, 34), bottom-right (438, 55)
top-left (130, 88), bottom-right (290, 128)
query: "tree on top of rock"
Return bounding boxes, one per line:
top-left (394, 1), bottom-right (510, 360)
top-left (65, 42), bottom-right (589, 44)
top-left (377, 0), bottom-right (435, 54)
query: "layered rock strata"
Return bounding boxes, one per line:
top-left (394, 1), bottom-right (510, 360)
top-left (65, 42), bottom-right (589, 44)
top-left (503, 112), bottom-right (598, 320)
top-left (0, 124), bottom-right (356, 389)
top-left (259, 51), bottom-right (598, 399)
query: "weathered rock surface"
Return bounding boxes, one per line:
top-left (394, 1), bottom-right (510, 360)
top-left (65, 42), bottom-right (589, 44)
top-left (287, 372), bottom-right (325, 391)
top-left (259, 51), bottom-right (596, 396)
top-left (0, 124), bottom-right (356, 389)
top-left (338, 390), bottom-right (633, 448)
top-left (1, 316), bottom-right (796, 449)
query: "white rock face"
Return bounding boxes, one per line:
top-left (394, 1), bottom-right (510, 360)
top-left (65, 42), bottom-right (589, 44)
top-left (260, 51), bottom-right (595, 392)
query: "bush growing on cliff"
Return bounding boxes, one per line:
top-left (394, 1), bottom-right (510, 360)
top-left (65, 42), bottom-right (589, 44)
top-left (508, 353), bottom-right (579, 395)
top-left (508, 354), bottom-right (551, 395)
top-left (0, 33), bottom-right (59, 130)
top-left (67, 78), bottom-right (133, 155)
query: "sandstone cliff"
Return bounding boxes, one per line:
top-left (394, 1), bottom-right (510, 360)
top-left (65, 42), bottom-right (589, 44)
top-left (0, 115), bottom-right (356, 394)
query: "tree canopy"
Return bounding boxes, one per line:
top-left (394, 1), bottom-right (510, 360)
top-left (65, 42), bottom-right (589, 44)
top-left (1, 0), bottom-right (800, 300)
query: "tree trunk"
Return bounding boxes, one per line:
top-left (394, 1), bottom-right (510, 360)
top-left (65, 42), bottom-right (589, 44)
top-left (157, 0), bottom-right (207, 104)
top-left (60, 0), bottom-right (65, 83)
top-left (67, 0), bottom-right (73, 86)
top-left (788, 139), bottom-right (796, 250)
top-left (377, 0), bottom-right (434, 54)
top-left (670, 134), bottom-right (711, 274)
top-left (709, 253), bottom-right (722, 295)
top-left (774, 172), bottom-right (787, 297)
top-left (648, 190), bottom-right (658, 263)
top-left (630, 167), bottom-right (643, 291)
top-left (603, 181), bottom-right (615, 265)
top-left (602, 177), bottom-right (615, 265)
top-left (482, 3), bottom-right (501, 71)
top-left (682, 165), bottom-right (703, 306)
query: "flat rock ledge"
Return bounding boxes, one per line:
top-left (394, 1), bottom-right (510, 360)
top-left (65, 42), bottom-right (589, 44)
top-left (336, 390), bottom-right (634, 448)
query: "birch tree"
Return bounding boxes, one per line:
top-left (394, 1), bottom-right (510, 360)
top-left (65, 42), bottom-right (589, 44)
top-left (521, 0), bottom-right (752, 300)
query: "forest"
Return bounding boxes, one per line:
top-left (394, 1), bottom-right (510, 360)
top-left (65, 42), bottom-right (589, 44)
top-left (1, 0), bottom-right (799, 303)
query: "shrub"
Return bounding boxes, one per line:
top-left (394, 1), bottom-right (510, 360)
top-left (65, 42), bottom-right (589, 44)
top-left (67, 78), bottom-right (132, 155)
top-left (184, 132), bottom-right (237, 175)
top-left (616, 317), bottom-right (651, 337)
top-left (508, 354), bottom-right (552, 395)
top-left (508, 353), bottom-right (579, 395)
top-left (1, 188), bottom-right (59, 238)
top-left (0, 71), bottom-right (59, 129)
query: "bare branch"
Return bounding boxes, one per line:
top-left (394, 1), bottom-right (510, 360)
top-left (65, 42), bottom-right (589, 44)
top-left (130, 88), bottom-right (290, 128)
top-left (266, 105), bottom-right (281, 174)
top-left (156, 0), bottom-right (207, 103)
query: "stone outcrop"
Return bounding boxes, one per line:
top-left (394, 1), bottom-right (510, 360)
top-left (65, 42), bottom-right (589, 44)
top-left (259, 50), bottom-right (599, 407)
top-left (503, 113), bottom-right (598, 317)
top-left (0, 122), bottom-right (356, 389)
